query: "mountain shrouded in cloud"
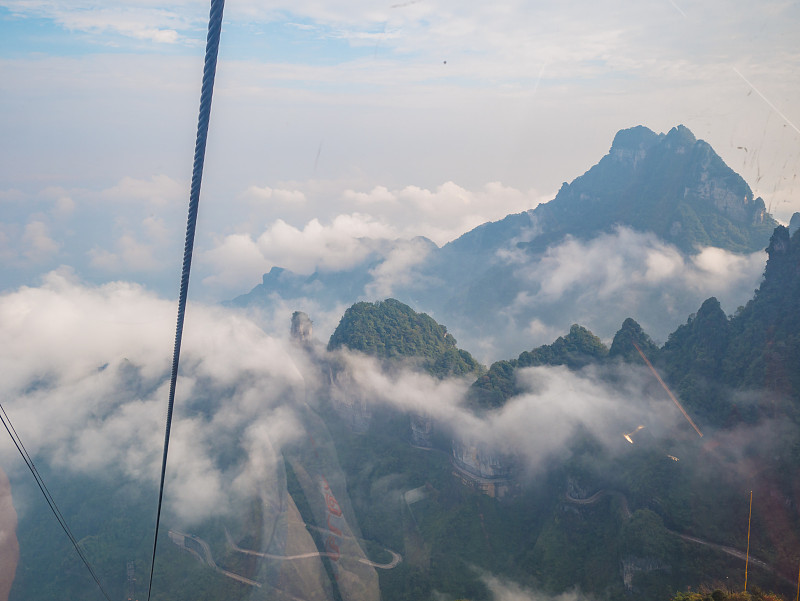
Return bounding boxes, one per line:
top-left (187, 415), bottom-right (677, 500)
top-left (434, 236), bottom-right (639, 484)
top-left (469, 324), bottom-right (609, 411)
top-left (658, 224), bottom-right (800, 425)
top-left (4, 1), bottom-right (800, 597)
top-left (306, 242), bottom-right (800, 599)
top-left (443, 124), bottom-right (775, 259)
top-left (4, 222), bottom-right (800, 600)
top-left (232, 125), bottom-right (775, 360)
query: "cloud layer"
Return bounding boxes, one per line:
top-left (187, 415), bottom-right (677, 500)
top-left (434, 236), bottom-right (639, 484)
top-left (0, 268), bottom-right (693, 527)
top-left (450, 227), bottom-right (767, 358)
top-left (0, 270), bottom-right (309, 524)
top-left (330, 349), bottom-right (686, 480)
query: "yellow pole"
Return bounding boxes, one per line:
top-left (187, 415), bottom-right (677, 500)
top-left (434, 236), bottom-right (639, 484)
top-left (745, 490), bottom-right (752, 593)
top-left (795, 560), bottom-right (799, 601)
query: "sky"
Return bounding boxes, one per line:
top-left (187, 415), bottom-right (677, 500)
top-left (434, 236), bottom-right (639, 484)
top-left (1, 0), bottom-right (799, 303)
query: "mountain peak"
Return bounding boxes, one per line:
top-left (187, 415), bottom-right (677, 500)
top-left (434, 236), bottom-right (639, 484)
top-left (609, 317), bottom-right (659, 362)
top-left (664, 124), bottom-right (697, 147)
top-left (524, 123), bottom-right (777, 253)
top-left (610, 125), bottom-right (661, 151)
top-left (608, 125), bottom-right (661, 168)
top-left (327, 298), bottom-right (482, 378)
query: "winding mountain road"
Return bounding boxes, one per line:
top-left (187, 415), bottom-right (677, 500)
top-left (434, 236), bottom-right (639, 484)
top-left (168, 530), bottom-right (262, 587)
top-left (563, 490), bottom-right (792, 584)
top-left (565, 489), bottom-right (631, 518)
top-left (169, 522), bottom-right (402, 592)
top-left (225, 526), bottom-right (403, 569)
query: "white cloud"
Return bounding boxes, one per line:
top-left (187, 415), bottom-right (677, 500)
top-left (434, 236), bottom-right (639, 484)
top-left (22, 220), bottom-right (59, 262)
top-left (688, 246), bottom-right (766, 291)
top-left (200, 179), bottom-right (541, 296)
top-left (342, 182), bottom-right (543, 246)
top-left (199, 233), bottom-right (273, 291)
top-left (343, 185), bottom-right (397, 206)
top-left (257, 215), bottom-right (395, 267)
top-left (523, 319), bottom-right (563, 346)
top-left (87, 212), bottom-right (177, 275)
top-left (243, 185), bottom-right (307, 204)
top-left (102, 175), bottom-right (185, 206)
top-left (53, 195), bottom-right (76, 215)
top-left (512, 227), bottom-right (765, 319)
top-left (0, 265), bottom-right (779, 531)
top-left (88, 232), bottom-right (161, 272)
top-left (1, 2), bottom-right (205, 45)
top-left (201, 213), bottom-right (397, 291)
top-left (443, 227), bottom-right (768, 357)
top-left (332, 350), bottom-right (683, 477)
top-left (0, 272), bottom-right (310, 524)
top-left (365, 237), bottom-right (434, 298)
top-left (203, 221), bottom-right (768, 359)
top-left (2, 0), bottom-right (798, 305)
top-left (142, 215), bottom-right (169, 244)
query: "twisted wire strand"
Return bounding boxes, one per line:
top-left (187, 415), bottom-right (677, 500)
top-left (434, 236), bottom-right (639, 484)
top-left (145, 1), bottom-right (225, 599)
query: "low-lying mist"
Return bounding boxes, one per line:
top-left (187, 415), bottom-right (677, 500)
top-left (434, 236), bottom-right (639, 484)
top-left (457, 227), bottom-right (767, 358)
top-left (1, 269), bottom-right (796, 601)
top-left (1, 268), bottom-right (765, 526)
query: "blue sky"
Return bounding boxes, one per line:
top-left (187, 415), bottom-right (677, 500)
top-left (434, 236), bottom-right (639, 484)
top-left (1, 0), bottom-right (799, 301)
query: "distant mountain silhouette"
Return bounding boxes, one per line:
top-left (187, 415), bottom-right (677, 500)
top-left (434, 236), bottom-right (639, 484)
top-left (231, 125), bottom-right (776, 359)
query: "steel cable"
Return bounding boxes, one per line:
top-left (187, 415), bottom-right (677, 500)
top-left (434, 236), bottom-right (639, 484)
top-left (145, 1), bottom-right (225, 599)
top-left (0, 403), bottom-right (113, 601)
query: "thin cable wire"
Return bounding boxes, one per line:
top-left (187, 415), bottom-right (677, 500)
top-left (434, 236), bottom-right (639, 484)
top-left (0, 403), bottom-right (113, 601)
top-left (145, 1), bottom-right (225, 599)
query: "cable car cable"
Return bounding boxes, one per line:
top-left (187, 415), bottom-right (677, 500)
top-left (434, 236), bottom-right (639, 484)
top-left (144, 1), bottom-right (225, 599)
top-left (0, 403), bottom-right (113, 601)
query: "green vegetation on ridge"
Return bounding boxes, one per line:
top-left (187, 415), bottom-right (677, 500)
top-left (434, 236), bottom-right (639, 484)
top-left (470, 324), bottom-right (609, 409)
top-left (328, 298), bottom-right (483, 378)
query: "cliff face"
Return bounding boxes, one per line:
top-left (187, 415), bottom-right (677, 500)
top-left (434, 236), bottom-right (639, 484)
top-left (685, 133), bottom-right (768, 226)
top-left (789, 212), bottom-right (800, 236)
top-left (722, 225), bottom-right (800, 402)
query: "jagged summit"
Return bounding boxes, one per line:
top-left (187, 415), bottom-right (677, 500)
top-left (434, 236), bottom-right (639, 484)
top-left (469, 324), bottom-right (608, 410)
top-left (525, 124), bottom-right (775, 253)
top-left (663, 123), bottom-right (696, 145)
